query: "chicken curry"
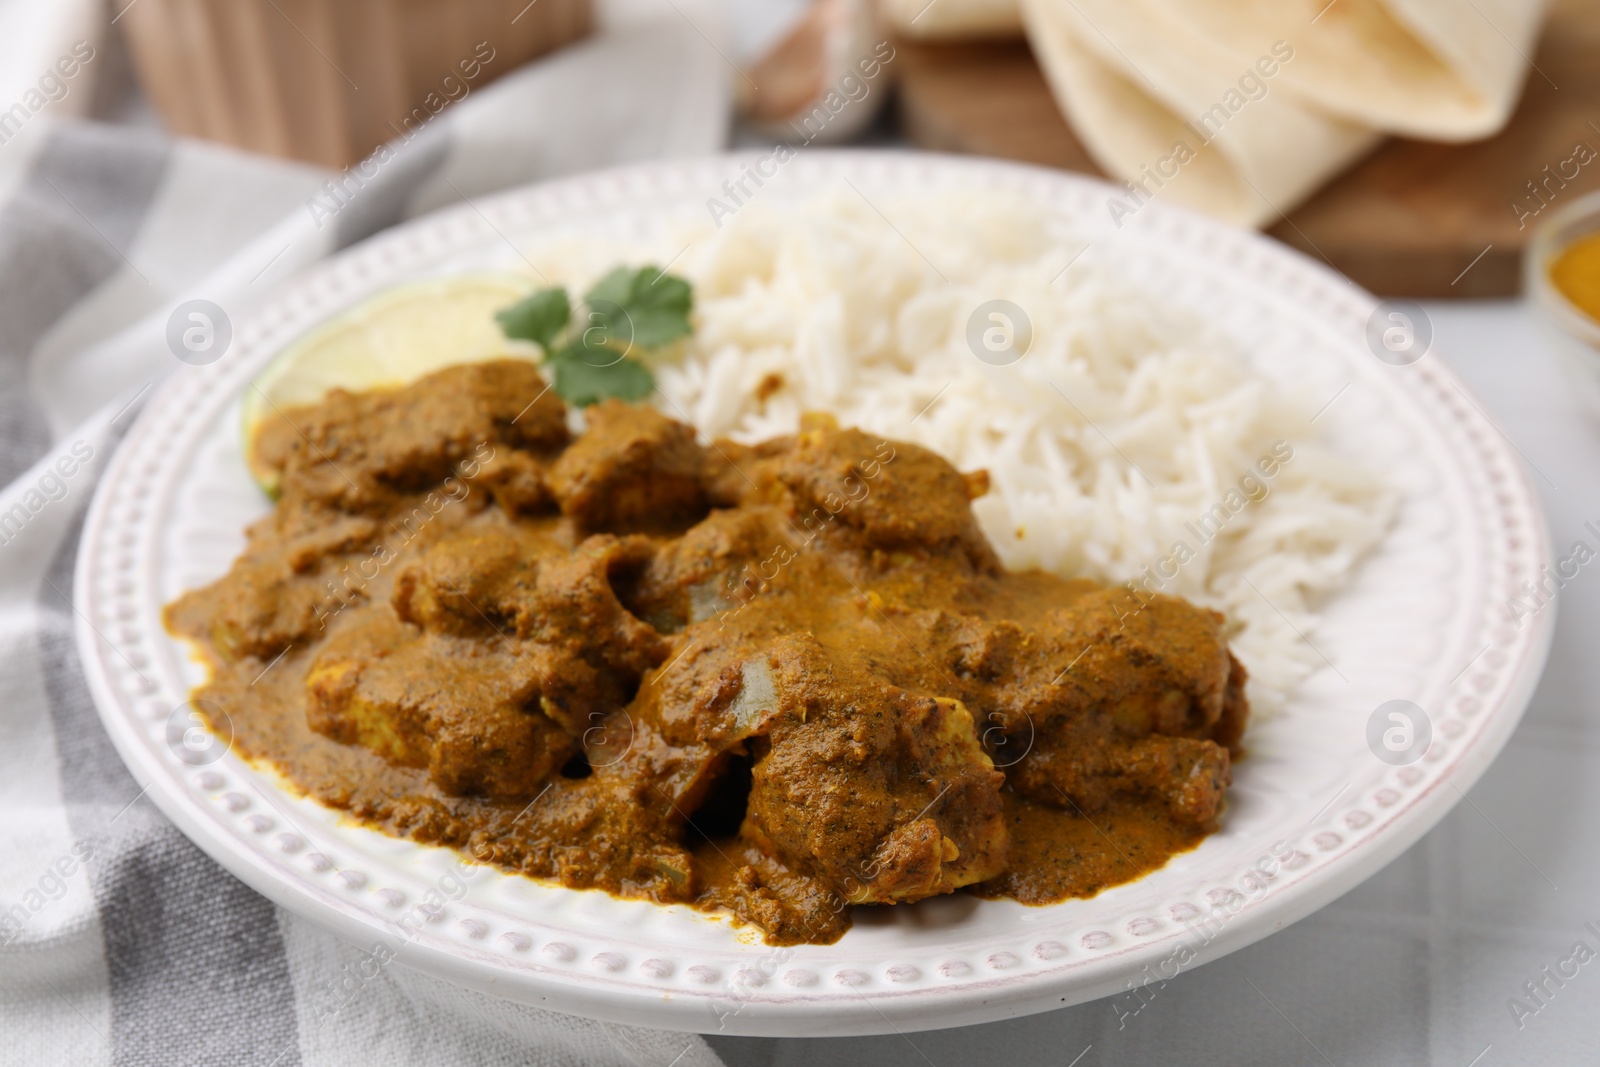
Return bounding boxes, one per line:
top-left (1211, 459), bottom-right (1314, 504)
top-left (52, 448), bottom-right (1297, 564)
top-left (167, 359), bottom-right (1248, 945)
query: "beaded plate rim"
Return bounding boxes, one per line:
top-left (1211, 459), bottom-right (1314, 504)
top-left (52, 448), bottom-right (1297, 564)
top-left (74, 150), bottom-right (1555, 1036)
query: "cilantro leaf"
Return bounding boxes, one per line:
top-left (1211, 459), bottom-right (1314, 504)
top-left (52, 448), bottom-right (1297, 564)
top-left (583, 266), bottom-right (693, 351)
top-left (496, 287), bottom-right (570, 349)
top-left (583, 266), bottom-right (638, 310)
top-left (548, 336), bottom-right (655, 407)
top-left (493, 265), bottom-right (690, 407)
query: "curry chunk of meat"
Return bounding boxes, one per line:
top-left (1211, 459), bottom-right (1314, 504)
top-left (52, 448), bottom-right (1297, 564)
top-left (306, 613), bottom-right (572, 797)
top-left (162, 511), bottom-right (391, 662)
top-left (616, 505), bottom-right (800, 633)
top-left (548, 399), bottom-right (708, 534)
top-left (171, 360), bottom-right (569, 662)
top-left (623, 616), bottom-right (1007, 910)
top-left (709, 416), bottom-right (999, 569)
top-left (737, 635), bottom-right (1007, 903)
top-left (254, 359), bottom-right (568, 511)
top-left (302, 517), bottom-right (670, 797)
top-left (776, 423), bottom-right (994, 566)
top-left (391, 521), bottom-right (667, 734)
top-left (941, 588), bottom-right (1247, 828)
top-left (1015, 731), bottom-right (1233, 827)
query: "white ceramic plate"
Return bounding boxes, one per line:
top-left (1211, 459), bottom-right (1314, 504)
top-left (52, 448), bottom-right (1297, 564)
top-left (75, 152), bottom-right (1554, 1036)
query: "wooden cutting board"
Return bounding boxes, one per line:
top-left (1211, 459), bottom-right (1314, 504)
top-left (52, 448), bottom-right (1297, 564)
top-left (895, 0), bottom-right (1600, 298)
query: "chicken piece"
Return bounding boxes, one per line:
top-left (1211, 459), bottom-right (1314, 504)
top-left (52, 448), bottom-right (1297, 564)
top-left (495, 753), bottom-right (700, 901)
top-left (960, 586), bottom-right (1246, 823)
top-left (278, 515), bottom-right (381, 571)
top-left (871, 584), bottom-right (1247, 824)
top-left (735, 634), bottom-right (1007, 904)
top-left (977, 587), bottom-right (1239, 742)
top-left (306, 614), bottom-right (573, 797)
top-left (256, 360), bottom-right (568, 510)
top-left (1011, 731), bottom-right (1233, 827)
top-left (391, 521), bottom-right (558, 637)
top-left (468, 449), bottom-right (555, 515)
top-left (164, 511), bottom-right (387, 661)
top-left (773, 422), bottom-right (998, 568)
top-left (612, 618), bottom-right (795, 827)
top-left (547, 399), bottom-right (708, 533)
top-left (616, 522), bottom-right (874, 770)
top-left (616, 505), bottom-right (802, 632)
top-left (620, 622), bottom-right (1007, 908)
top-left (391, 523), bottom-right (668, 734)
top-left (1052, 588), bottom-right (1235, 739)
top-left (173, 556), bottom-right (334, 661)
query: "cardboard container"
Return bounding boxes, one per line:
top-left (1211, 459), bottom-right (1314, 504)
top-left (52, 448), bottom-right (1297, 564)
top-left (120, 0), bottom-right (591, 168)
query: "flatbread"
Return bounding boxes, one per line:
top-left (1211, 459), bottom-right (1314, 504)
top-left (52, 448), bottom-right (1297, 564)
top-left (1022, 0), bottom-right (1382, 228)
top-left (879, 0), bottom-right (1024, 39)
top-left (917, 0), bottom-right (1546, 137)
top-left (1132, 0), bottom-right (1549, 139)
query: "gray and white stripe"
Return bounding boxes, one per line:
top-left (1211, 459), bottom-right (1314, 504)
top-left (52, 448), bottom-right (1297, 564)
top-left (0, 13), bottom-right (731, 1065)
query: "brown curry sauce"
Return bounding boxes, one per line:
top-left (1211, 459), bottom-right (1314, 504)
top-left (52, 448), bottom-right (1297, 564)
top-left (167, 360), bottom-right (1246, 946)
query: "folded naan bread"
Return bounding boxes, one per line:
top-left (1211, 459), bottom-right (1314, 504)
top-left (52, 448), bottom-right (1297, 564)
top-left (1021, 0), bottom-right (1383, 227)
top-left (958, 0), bottom-right (1548, 226)
top-left (1130, 0), bottom-right (1549, 139)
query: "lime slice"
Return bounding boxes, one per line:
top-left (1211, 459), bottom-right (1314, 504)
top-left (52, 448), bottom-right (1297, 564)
top-left (242, 273), bottom-right (539, 494)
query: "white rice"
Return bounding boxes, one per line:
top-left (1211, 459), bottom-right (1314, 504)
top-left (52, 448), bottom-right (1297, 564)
top-left (528, 189), bottom-right (1395, 712)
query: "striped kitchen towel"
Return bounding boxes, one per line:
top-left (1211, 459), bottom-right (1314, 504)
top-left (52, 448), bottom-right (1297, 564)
top-left (0, 6), bottom-right (735, 1065)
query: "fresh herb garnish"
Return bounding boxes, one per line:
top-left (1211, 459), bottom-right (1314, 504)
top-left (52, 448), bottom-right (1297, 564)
top-left (495, 286), bottom-right (569, 349)
top-left (495, 265), bottom-right (692, 406)
top-left (583, 266), bottom-right (693, 349)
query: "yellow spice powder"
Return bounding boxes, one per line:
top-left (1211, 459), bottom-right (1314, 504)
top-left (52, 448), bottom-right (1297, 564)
top-left (1550, 231), bottom-right (1600, 324)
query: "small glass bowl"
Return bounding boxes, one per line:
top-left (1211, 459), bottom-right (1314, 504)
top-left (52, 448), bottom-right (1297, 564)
top-left (1526, 189), bottom-right (1600, 411)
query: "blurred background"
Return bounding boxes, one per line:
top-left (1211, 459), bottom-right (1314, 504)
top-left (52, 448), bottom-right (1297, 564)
top-left (12, 0), bottom-right (1596, 298)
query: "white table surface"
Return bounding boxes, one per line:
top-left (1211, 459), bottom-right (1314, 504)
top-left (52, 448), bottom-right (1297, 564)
top-left (706, 299), bottom-right (1600, 1066)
